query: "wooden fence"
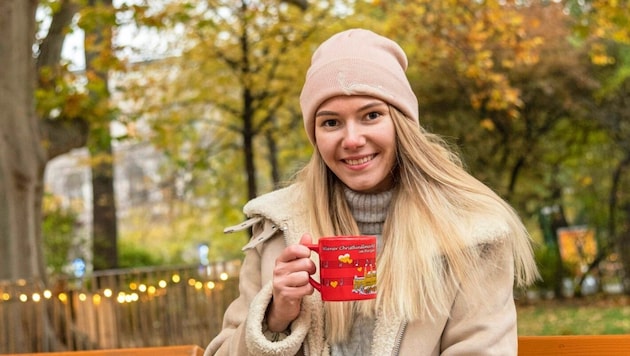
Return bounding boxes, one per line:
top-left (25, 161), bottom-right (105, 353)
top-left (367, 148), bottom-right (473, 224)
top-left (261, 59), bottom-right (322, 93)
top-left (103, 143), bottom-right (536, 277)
top-left (0, 260), bottom-right (241, 354)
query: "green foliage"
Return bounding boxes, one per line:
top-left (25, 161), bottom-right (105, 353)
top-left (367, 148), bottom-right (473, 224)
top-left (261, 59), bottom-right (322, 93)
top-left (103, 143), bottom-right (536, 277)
top-left (569, 0), bottom-right (630, 62)
top-left (118, 240), bottom-right (165, 268)
top-left (119, 201), bottom-right (246, 265)
top-left (42, 194), bottom-right (78, 276)
top-left (517, 296), bottom-right (630, 335)
top-left (35, 66), bottom-right (89, 121)
top-left (533, 244), bottom-right (560, 291)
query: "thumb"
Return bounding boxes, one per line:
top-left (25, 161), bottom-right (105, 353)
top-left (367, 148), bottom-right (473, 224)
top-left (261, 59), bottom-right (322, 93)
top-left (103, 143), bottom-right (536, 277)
top-left (299, 233), bottom-right (313, 245)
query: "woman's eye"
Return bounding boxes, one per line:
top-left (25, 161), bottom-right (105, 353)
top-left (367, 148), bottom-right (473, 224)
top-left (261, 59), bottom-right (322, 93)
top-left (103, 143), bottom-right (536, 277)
top-left (322, 119), bottom-right (338, 127)
top-left (367, 111), bottom-right (381, 120)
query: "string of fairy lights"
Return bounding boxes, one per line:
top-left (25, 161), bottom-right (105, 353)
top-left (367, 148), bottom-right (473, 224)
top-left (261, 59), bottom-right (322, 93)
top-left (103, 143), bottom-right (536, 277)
top-left (0, 269), bottom-right (234, 306)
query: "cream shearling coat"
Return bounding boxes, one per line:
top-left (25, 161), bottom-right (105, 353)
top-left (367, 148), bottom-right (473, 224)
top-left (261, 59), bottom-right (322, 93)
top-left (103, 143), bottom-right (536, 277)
top-left (204, 184), bottom-right (519, 356)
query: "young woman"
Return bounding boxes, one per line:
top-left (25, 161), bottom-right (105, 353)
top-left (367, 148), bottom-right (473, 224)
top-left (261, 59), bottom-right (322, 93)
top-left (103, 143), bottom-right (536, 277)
top-left (205, 28), bottom-right (538, 356)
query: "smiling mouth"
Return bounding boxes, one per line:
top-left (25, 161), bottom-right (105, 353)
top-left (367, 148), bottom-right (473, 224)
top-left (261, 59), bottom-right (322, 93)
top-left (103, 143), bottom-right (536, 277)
top-left (343, 155), bottom-right (375, 166)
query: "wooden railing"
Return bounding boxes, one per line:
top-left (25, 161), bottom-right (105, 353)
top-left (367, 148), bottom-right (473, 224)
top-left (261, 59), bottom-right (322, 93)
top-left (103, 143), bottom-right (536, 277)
top-left (0, 261), bottom-right (241, 354)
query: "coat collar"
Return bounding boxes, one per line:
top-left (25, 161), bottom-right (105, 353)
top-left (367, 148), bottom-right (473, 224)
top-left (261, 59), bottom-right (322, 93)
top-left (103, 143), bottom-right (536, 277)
top-left (243, 183), bottom-right (309, 246)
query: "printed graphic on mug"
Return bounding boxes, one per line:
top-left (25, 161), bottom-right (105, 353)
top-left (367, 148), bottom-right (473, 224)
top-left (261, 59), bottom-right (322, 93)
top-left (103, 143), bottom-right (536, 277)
top-left (304, 236), bottom-right (377, 301)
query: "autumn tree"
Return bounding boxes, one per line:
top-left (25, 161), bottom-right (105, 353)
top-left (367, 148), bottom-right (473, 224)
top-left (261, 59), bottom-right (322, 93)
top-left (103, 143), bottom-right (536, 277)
top-left (119, 0), bottom-right (351, 256)
top-left (147, 0), bottom-right (338, 200)
top-left (375, 1), bottom-right (619, 294)
top-left (378, 1), bottom-right (604, 213)
top-left (381, 1), bottom-right (542, 197)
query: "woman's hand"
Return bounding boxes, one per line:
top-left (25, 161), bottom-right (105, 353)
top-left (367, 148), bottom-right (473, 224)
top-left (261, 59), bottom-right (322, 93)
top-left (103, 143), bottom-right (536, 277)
top-left (265, 233), bottom-right (316, 332)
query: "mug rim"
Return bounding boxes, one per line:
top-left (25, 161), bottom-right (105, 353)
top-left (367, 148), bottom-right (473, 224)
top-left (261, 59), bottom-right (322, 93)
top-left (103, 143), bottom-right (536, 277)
top-left (318, 235), bottom-right (376, 240)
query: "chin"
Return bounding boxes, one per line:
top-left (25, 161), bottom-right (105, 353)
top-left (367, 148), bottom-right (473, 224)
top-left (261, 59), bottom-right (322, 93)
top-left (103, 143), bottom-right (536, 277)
top-left (347, 184), bottom-right (378, 193)
top-left (346, 178), bottom-right (392, 194)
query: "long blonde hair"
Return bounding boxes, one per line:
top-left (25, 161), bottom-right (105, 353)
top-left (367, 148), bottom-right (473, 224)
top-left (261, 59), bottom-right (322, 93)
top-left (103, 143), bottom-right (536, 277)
top-left (296, 106), bottom-right (538, 342)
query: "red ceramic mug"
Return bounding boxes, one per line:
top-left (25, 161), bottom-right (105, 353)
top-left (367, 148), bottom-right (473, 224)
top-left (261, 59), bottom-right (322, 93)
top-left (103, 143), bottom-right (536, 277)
top-left (303, 235), bottom-right (377, 301)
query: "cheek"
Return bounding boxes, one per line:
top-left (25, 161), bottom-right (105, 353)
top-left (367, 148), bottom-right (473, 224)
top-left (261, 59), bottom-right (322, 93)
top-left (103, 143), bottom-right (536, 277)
top-left (316, 144), bottom-right (335, 165)
top-left (384, 147), bottom-right (397, 171)
top-left (315, 133), bottom-right (336, 157)
top-left (379, 129), bottom-right (398, 166)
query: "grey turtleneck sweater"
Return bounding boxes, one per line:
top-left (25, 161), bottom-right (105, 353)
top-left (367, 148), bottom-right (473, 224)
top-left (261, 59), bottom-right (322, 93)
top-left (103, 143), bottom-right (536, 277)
top-left (330, 187), bottom-right (393, 356)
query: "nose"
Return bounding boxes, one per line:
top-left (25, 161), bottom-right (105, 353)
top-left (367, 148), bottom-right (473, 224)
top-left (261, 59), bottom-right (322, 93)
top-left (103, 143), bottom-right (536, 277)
top-left (342, 122), bottom-right (366, 149)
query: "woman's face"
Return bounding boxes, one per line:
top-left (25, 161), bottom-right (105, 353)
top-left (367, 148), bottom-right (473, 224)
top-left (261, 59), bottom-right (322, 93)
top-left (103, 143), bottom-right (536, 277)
top-left (314, 96), bottom-right (397, 193)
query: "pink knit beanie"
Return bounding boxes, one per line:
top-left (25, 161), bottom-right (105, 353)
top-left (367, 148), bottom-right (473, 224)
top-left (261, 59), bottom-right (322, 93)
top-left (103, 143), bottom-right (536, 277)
top-left (300, 28), bottom-right (419, 144)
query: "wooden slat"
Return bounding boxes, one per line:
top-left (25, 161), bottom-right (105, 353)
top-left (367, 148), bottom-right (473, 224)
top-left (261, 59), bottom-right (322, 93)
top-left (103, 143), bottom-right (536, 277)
top-left (8, 336), bottom-right (630, 356)
top-left (518, 335), bottom-right (630, 355)
top-left (6, 344), bottom-right (204, 356)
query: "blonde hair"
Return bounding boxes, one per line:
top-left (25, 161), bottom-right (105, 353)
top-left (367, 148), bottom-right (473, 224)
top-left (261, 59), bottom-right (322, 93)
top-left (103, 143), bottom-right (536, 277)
top-left (296, 106), bottom-right (538, 342)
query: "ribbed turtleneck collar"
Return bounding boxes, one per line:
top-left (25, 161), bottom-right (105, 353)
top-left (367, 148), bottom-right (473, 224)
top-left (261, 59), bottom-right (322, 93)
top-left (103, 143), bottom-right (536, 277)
top-left (343, 186), bottom-right (393, 236)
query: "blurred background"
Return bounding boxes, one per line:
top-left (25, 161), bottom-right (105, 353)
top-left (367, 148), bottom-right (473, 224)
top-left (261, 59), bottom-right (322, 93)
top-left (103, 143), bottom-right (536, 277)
top-left (1, 0), bottom-right (629, 353)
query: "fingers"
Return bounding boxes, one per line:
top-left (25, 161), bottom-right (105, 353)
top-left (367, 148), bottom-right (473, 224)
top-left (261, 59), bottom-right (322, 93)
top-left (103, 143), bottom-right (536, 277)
top-left (272, 255), bottom-right (315, 300)
top-left (274, 269), bottom-right (311, 289)
top-left (266, 234), bottom-right (317, 330)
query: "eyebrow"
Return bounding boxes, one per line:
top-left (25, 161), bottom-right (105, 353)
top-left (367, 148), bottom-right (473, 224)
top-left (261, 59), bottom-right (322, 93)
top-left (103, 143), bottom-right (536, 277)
top-left (315, 101), bottom-right (387, 118)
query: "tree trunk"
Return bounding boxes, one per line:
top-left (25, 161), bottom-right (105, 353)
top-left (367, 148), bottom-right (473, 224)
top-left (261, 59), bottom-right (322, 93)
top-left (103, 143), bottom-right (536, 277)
top-left (0, 0), bottom-right (43, 280)
top-left (89, 131), bottom-right (118, 271)
top-left (243, 88), bottom-right (258, 201)
top-left (0, 0), bottom-right (47, 351)
top-left (266, 124), bottom-right (281, 189)
top-left (85, 0), bottom-right (118, 271)
top-left (238, 14), bottom-right (258, 201)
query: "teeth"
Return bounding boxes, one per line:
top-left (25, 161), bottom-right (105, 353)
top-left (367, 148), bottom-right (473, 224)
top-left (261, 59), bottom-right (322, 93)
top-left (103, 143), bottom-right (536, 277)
top-left (345, 155), bottom-right (373, 165)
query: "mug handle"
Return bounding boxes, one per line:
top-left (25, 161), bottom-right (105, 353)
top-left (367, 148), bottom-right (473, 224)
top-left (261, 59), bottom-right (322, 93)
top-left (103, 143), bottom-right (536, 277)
top-left (302, 243), bottom-right (322, 292)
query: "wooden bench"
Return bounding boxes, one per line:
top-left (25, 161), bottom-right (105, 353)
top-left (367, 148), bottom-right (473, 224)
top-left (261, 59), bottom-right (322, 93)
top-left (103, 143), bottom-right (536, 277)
top-left (10, 336), bottom-right (630, 355)
top-left (6, 344), bottom-right (204, 356)
top-left (518, 334), bottom-right (630, 355)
